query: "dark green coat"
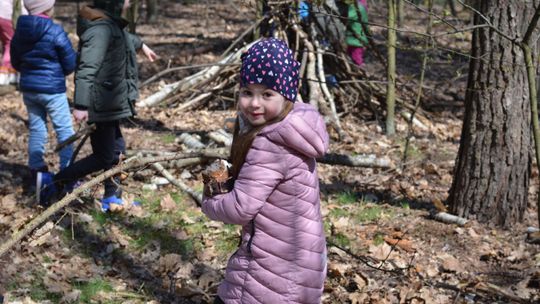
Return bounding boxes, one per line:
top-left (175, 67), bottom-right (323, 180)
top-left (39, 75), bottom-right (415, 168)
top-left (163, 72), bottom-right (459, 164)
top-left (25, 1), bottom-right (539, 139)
top-left (74, 6), bottom-right (142, 122)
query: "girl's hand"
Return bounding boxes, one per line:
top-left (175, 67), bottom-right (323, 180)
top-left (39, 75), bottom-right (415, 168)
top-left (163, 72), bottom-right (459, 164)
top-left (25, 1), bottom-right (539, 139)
top-left (141, 44), bottom-right (157, 62)
top-left (73, 109), bottom-right (88, 123)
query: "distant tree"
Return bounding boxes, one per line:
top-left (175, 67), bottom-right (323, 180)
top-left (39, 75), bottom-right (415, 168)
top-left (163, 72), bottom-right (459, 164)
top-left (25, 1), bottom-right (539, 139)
top-left (448, 0), bottom-right (539, 227)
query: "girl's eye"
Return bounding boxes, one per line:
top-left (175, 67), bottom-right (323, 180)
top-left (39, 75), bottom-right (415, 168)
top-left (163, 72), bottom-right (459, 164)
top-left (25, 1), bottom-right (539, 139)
top-left (241, 90), bottom-right (252, 96)
top-left (263, 92), bottom-right (273, 98)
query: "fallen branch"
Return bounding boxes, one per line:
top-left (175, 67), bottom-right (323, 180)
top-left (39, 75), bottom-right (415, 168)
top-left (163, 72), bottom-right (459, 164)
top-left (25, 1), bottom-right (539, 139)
top-left (319, 153), bottom-right (393, 168)
top-left (55, 124), bottom-right (96, 153)
top-left (151, 163), bottom-right (202, 206)
top-left (208, 129), bottom-right (233, 147)
top-left (0, 149), bottom-right (224, 258)
top-left (179, 133), bottom-right (206, 149)
top-left (431, 211), bottom-right (468, 226)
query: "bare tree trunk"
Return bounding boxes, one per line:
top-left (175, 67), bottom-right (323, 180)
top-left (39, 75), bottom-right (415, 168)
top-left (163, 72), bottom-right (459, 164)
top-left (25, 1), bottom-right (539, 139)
top-left (127, 0), bottom-right (139, 33)
top-left (386, 0), bottom-right (397, 136)
top-left (146, 0), bottom-right (158, 23)
top-left (448, 1), bottom-right (537, 227)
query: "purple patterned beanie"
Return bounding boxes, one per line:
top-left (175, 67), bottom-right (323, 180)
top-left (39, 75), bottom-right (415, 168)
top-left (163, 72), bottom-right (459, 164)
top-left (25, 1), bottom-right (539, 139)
top-left (240, 38), bottom-right (300, 102)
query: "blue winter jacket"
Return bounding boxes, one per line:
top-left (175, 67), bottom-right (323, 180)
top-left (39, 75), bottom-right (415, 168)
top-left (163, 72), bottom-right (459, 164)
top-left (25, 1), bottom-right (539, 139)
top-left (11, 15), bottom-right (76, 94)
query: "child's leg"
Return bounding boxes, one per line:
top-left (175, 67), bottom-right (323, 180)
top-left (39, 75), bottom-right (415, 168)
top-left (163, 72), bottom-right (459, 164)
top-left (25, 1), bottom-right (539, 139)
top-left (103, 124), bottom-right (125, 198)
top-left (45, 93), bottom-right (74, 170)
top-left (23, 93), bottom-right (49, 171)
top-left (347, 46), bottom-right (366, 66)
top-left (0, 17), bottom-right (14, 68)
top-left (54, 121), bottom-right (117, 188)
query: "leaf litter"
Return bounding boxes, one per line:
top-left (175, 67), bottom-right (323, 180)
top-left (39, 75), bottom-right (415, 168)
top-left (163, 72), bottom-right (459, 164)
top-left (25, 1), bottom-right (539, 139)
top-left (0, 0), bottom-right (538, 303)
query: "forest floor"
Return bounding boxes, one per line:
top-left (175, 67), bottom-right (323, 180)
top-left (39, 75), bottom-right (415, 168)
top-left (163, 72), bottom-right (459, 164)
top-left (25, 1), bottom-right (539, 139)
top-left (0, 0), bottom-right (539, 303)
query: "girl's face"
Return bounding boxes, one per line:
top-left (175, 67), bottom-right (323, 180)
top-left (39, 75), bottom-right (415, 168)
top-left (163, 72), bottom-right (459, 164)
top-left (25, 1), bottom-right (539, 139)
top-left (238, 84), bottom-right (287, 126)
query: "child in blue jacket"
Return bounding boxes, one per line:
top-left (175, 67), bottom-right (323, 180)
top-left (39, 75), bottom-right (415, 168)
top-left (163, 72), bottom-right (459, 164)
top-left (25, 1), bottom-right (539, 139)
top-left (10, 0), bottom-right (76, 202)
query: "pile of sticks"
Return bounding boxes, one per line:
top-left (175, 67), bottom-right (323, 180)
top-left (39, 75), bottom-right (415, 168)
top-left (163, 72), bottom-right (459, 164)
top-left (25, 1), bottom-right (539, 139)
top-left (137, 0), bottom-right (395, 143)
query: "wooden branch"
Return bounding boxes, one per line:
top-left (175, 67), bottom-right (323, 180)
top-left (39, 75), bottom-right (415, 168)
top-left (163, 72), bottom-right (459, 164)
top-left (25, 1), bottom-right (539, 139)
top-left (208, 129), bottom-right (233, 147)
top-left (474, 282), bottom-right (530, 304)
top-left (319, 153), bottom-right (392, 168)
top-left (141, 63), bottom-right (239, 87)
top-left (176, 92), bottom-right (213, 112)
top-left (179, 133), bottom-right (205, 149)
top-left (54, 124), bottom-right (96, 152)
top-left (140, 40), bottom-right (259, 108)
top-left (292, 24), bottom-right (321, 109)
top-left (151, 163), bottom-right (202, 206)
top-left (0, 149), bottom-right (224, 258)
top-left (314, 40), bottom-right (352, 143)
top-left (431, 212), bottom-right (468, 226)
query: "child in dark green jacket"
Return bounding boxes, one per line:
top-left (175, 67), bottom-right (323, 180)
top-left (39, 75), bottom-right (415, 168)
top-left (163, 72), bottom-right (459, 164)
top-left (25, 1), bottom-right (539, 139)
top-left (38, 0), bottom-right (157, 208)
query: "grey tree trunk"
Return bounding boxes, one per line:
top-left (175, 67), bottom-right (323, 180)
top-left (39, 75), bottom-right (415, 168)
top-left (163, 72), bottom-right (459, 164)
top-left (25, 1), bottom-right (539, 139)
top-left (448, 0), bottom-right (538, 227)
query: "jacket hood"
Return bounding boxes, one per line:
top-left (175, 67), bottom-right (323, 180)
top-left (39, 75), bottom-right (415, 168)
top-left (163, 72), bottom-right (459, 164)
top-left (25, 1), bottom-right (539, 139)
top-left (77, 5), bottom-right (127, 36)
top-left (260, 102), bottom-right (329, 158)
top-left (15, 15), bottom-right (52, 44)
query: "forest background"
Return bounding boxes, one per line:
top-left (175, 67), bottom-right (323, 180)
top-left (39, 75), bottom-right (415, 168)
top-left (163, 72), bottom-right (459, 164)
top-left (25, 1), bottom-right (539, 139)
top-left (0, 0), bottom-right (539, 303)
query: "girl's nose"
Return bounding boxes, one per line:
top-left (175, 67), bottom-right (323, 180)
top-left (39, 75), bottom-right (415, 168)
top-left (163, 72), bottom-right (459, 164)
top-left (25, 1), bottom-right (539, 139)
top-left (250, 95), bottom-right (261, 107)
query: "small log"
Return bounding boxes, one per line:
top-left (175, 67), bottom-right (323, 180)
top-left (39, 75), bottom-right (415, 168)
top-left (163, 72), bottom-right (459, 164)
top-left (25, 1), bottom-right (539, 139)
top-left (431, 212), bottom-right (468, 226)
top-left (319, 153), bottom-right (392, 168)
top-left (176, 92), bottom-right (213, 112)
top-left (208, 129), bottom-right (233, 147)
top-left (179, 133), bottom-right (205, 149)
top-left (151, 163), bottom-right (202, 206)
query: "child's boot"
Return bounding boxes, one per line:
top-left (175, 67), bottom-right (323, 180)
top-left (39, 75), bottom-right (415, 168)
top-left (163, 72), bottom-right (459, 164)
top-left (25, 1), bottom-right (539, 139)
top-left (36, 172), bottom-right (57, 206)
top-left (100, 194), bottom-right (124, 213)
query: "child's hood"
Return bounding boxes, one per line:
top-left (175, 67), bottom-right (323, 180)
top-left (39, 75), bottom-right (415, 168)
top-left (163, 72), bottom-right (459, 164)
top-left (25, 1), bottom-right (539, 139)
top-left (15, 15), bottom-right (53, 43)
top-left (260, 102), bottom-right (329, 158)
top-left (77, 5), bottom-right (127, 36)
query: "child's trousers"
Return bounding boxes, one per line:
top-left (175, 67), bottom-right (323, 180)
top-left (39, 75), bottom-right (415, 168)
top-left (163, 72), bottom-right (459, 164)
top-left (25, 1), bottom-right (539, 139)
top-left (0, 17), bottom-right (13, 68)
top-left (54, 121), bottom-right (125, 198)
top-left (22, 92), bottom-right (74, 171)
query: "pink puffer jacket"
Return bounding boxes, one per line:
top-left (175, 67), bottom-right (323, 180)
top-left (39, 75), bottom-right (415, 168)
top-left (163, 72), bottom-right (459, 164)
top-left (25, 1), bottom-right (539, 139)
top-left (202, 102), bottom-right (329, 304)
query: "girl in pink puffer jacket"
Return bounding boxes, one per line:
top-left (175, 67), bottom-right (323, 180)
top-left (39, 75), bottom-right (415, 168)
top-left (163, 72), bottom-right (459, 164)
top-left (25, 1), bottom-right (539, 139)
top-left (202, 38), bottom-right (329, 304)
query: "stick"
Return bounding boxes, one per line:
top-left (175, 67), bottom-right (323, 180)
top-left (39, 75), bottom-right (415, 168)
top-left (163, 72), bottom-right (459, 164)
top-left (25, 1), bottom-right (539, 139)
top-left (54, 124), bottom-right (96, 153)
top-left (0, 149), bottom-right (224, 258)
top-left (151, 163), bottom-right (202, 206)
top-left (314, 40), bottom-right (351, 142)
top-left (208, 129), bottom-right (233, 147)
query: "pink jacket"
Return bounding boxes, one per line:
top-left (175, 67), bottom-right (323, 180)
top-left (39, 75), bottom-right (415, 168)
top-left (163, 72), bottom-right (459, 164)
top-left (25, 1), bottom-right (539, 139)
top-left (202, 102), bottom-right (329, 304)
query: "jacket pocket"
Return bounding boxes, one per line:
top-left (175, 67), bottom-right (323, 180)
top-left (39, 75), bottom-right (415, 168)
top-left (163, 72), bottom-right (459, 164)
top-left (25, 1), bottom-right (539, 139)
top-left (92, 79), bottom-right (127, 113)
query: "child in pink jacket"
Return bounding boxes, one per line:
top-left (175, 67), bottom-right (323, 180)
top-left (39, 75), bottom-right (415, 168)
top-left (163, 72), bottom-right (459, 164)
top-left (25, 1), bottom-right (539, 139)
top-left (202, 38), bottom-right (329, 304)
top-left (0, 0), bottom-right (25, 84)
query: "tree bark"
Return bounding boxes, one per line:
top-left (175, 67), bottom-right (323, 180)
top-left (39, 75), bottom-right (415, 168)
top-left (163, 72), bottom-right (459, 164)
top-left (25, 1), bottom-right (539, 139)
top-left (386, 0), bottom-right (397, 136)
top-left (448, 1), bottom-right (537, 227)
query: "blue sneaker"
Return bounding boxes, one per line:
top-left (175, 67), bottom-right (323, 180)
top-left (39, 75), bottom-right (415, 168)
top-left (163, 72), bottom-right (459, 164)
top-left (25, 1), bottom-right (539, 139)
top-left (36, 172), bottom-right (57, 206)
top-left (100, 195), bottom-right (124, 212)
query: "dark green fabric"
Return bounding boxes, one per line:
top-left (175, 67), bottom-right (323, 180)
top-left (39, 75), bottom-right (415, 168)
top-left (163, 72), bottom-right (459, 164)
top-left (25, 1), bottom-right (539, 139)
top-left (93, 0), bottom-right (124, 17)
top-left (345, 2), bottom-right (369, 47)
top-left (74, 10), bottom-right (141, 122)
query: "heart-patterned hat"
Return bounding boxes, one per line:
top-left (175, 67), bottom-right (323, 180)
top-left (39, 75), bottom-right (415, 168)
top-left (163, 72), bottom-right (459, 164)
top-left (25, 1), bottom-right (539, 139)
top-left (240, 38), bottom-right (300, 102)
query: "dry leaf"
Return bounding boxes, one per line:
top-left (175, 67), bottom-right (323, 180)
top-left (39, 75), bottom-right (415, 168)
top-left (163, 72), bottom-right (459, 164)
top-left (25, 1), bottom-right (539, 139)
top-left (383, 236), bottom-right (416, 252)
top-left (160, 194), bottom-right (178, 212)
top-left (1, 194), bottom-right (17, 214)
top-left (368, 242), bottom-right (393, 261)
